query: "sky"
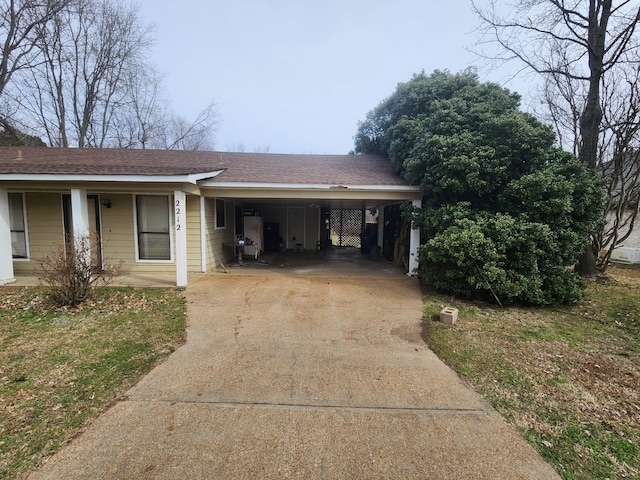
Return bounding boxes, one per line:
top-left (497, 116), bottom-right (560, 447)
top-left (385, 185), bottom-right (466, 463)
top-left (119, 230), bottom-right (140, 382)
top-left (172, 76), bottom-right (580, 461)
top-left (134, 0), bottom-right (528, 154)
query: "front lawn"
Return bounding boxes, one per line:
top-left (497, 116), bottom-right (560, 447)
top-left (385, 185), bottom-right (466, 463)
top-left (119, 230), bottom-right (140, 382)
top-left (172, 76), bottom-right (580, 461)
top-left (0, 287), bottom-right (186, 480)
top-left (425, 265), bottom-right (640, 480)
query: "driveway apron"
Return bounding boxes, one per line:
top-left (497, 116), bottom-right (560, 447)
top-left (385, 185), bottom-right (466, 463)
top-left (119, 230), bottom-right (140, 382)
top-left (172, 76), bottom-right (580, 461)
top-left (29, 271), bottom-right (560, 479)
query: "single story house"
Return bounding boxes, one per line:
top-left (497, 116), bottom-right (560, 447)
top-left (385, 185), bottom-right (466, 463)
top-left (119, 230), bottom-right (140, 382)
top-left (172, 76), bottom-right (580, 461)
top-left (0, 147), bottom-right (422, 286)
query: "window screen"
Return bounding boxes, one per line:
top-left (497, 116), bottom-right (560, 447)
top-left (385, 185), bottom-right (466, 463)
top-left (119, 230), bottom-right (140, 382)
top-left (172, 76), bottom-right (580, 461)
top-left (136, 195), bottom-right (170, 260)
top-left (9, 193), bottom-right (27, 258)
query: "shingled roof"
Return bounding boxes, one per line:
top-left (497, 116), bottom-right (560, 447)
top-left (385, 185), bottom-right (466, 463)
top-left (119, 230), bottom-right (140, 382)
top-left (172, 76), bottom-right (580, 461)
top-left (0, 147), bottom-right (409, 186)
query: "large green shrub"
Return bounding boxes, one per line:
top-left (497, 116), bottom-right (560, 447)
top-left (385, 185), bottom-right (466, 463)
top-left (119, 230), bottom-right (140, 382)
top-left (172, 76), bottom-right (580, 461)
top-left (356, 70), bottom-right (604, 304)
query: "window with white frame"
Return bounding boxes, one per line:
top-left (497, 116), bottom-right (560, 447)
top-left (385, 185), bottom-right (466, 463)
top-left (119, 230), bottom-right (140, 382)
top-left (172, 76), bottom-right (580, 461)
top-left (135, 195), bottom-right (171, 260)
top-left (215, 198), bottom-right (226, 229)
top-left (9, 192), bottom-right (28, 259)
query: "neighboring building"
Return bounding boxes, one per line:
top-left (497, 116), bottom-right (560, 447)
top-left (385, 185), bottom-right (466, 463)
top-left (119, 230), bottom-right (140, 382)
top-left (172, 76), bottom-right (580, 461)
top-left (602, 155), bottom-right (640, 264)
top-left (0, 147), bottom-right (422, 286)
top-left (607, 212), bottom-right (640, 264)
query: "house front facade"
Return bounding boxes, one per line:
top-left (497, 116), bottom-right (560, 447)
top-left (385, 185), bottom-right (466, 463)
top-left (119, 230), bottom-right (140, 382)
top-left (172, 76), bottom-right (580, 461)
top-left (0, 148), bottom-right (422, 286)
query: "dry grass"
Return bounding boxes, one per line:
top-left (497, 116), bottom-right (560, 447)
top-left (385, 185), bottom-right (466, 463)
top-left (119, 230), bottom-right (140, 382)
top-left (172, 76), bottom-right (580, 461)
top-left (0, 287), bottom-right (186, 480)
top-left (425, 264), bottom-right (640, 480)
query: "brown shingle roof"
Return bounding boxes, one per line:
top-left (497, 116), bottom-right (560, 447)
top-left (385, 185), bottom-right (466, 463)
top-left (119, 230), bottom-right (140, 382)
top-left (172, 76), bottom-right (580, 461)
top-left (0, 147), bottom-right (408, 186)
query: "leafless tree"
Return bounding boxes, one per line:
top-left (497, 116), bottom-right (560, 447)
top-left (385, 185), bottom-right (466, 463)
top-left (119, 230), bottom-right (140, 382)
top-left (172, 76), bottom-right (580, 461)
top-left (155, 100), bottom-right (218, 151)
top-left (11, 0), bottom-right (218, 151)
top-left (14, 0), bottom-right (152, 147)
top-left (0, 0), bottom-right (70, 140)
top-left (594, 63), bottom-right (640, 269)
top-left (226, 141), bottom-right (271, 153)
top-left (252, 144), bottom-right (270, 153)
top-left (227, 140), bottom-right (246, 152)
top-left (110, 64), bottom-right (167, 149)
top-left (473, 0), bottom-right (640, 275)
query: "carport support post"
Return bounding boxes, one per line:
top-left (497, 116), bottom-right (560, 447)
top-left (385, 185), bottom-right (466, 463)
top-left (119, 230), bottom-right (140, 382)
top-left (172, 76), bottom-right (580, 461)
top-left (0, 188), bottom-right (16, 284)
top-left (174, 190), bottom-right (188, 287)
top-left (408, 199), bottom-right (421, 277)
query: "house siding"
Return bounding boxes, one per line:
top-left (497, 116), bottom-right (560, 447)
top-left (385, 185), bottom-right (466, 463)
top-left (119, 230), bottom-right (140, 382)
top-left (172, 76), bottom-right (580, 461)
top-left (605, 210), bottom-right (640, 264)
top-left (204, 197), bottom-right (235, 270)
top-left (14, 191), bottom-right (212, 277)
top-left (72, 192), bottom-right (202, 275)
top-left (186, 195), bottom-right (202, 272)
top-left (203, 198), bottom-right (215, 271)
top-left (101, 193), bottom-right (137, 272)
top-left (13, 192), bottom-right (64, 273)
top-left (622, 219), bottom-right (640, 249)
top-left (100, 193), bottom-right (175, 275)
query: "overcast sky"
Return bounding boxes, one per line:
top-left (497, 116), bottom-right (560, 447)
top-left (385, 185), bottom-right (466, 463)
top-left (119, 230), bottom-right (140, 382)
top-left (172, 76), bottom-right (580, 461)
top-left (134, 0), bottom-right (528, 154)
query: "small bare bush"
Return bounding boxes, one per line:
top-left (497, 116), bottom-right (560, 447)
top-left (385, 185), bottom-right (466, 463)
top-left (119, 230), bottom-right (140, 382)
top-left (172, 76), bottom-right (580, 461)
top-left (39, 233), bottom-right (123, 307)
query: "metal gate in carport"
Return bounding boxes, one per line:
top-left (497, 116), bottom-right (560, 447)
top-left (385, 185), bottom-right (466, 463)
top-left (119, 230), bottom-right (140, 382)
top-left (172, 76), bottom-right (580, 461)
top-left (329, 209), bottom-right (363, 247)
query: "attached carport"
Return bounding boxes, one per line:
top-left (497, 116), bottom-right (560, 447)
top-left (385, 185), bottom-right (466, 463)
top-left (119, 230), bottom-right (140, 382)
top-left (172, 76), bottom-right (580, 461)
top-left (198, 178), bottom-right (422, 275)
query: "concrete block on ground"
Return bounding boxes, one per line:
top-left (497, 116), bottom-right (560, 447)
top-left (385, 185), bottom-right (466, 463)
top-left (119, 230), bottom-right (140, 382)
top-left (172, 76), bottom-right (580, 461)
top-left (440, 307), bottom-right (458, 325)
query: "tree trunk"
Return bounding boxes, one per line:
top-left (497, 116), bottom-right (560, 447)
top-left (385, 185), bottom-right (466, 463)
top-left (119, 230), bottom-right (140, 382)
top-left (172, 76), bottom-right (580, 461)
top-left (575, 0), bottom-right (610, 276)
top-left (575, 243), bottom-right (598, 278)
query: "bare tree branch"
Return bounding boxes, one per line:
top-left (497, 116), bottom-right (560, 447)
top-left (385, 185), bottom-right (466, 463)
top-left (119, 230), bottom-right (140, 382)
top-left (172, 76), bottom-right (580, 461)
top-left (472, 0), bottom-right (640, 274)
top-left (0, 0), bottom-right (70, 97)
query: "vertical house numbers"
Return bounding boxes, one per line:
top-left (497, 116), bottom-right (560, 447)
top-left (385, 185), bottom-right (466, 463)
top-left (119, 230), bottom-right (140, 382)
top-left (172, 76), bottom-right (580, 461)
top-left (175, 198), bottom-right (182, 231)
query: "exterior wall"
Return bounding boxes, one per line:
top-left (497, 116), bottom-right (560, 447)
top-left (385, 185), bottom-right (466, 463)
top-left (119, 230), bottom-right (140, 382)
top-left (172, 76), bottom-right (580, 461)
top-left (100, 193), bottom-right (137, 273)
top-left (203, 198), bottom-right (215, 271)
top-left (204, 197), bottom-right (236, 269)
top-left (605, 211), bottom-right (640, 249)
top-left (606, 210), bottom-right (640, 264)
top-left (305, 207), bottom-right (320, 250)
top-left (101, 193), bottom-right (176, 275)
top-left (13, 190), bottom-right (208, 276)
top-left (13, 192), bottom-right (64, 273)
top-left (254, 205), bottom-right (319, 250)
top-left (622, 220), bottom-right (640, 249)
top-left (185, 195), bottom-right (201, 272)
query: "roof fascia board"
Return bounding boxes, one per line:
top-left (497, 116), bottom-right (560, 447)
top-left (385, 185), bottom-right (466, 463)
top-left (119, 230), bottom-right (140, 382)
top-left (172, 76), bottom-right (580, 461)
top-left (200, 181), bottom-right (420, 192)
top-left (201, 188), bottom-right (420, 201)
top-left (0, 181), bottom-right (193, 194)
top-left (0, 170), bottom-right (223, 184)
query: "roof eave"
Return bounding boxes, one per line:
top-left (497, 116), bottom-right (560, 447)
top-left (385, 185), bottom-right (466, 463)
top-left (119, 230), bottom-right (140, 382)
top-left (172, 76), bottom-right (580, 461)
top-left (199, 181), bottom-right (420, 192)
top-left (0, 170), bottom-right (224, 184)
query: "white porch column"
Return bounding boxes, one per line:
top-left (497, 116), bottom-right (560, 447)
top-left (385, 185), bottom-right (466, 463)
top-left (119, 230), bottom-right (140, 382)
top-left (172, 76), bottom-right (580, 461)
top-left (200, 196), bottom-right (207, 273)
top-left (0, 188), bottom-right (16, 285)
top-left (408, 199), bottom-right (421, 277)
top-left (174, 190), bottom-right (188, 287)
top-left (70, 188), bottom-right (90, 264)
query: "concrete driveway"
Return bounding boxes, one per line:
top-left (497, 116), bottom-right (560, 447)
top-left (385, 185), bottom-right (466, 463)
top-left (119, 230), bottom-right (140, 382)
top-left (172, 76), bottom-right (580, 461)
top-left (29, 259), bottom-right (560, 479)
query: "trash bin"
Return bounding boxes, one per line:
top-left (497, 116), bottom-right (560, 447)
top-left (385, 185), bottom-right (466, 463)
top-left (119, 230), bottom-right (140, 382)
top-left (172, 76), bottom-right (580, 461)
top-left (369, 245), bottom-right (380, 260)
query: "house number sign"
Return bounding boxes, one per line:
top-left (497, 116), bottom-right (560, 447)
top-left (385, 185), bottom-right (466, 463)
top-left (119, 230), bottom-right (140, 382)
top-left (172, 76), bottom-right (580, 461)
top-left (175, 199), bottom-right (183, 231)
